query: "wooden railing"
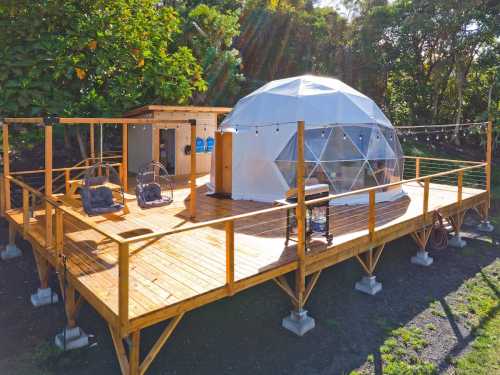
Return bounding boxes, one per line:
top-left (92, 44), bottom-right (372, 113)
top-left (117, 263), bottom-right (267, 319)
top-left (2, 159), bottom-right (488, 337)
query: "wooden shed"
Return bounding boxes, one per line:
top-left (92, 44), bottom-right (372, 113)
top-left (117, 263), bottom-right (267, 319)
top-left (125, 105), bottom-right (231, 176)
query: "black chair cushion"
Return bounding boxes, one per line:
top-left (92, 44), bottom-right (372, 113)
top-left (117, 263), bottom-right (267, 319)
top-left (80, 186), bottom-right (124, 216)
top-left (136, 183), bottom-right (171, 208)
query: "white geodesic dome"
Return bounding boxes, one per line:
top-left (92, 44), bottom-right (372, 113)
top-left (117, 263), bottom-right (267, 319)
top-left (212, 75), bottom-right (405, 204)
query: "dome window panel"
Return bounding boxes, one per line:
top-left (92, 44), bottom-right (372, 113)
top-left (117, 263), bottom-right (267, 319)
top-left (275, 133), bottom-right (318, 162)
top-left (342, 126), bottom-right (373, 158)
top-left (321, 127), bottom-right (364, 161)
top-left (350, 161), bottom-right (379, 191)
top-left (321, 160), bottom-right (365, 193)
top-left (307, 164), bottom-right (335, 191)
top-left (305, 127), bottom-right (333, 160)
top-left (366, 128), bottom-right (396, 160)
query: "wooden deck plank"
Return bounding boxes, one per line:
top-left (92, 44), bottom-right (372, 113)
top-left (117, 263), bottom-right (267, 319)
top-left (6, 175), bottom-right (487, 330)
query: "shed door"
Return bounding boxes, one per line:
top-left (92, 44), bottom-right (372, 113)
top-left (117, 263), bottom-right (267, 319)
top-left (160, 128), bottom-right (176, 175)
top-left (214, 131), bottom-right (232, 195)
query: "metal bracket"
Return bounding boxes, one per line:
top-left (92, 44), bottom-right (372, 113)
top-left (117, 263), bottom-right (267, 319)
top-left (43, 116), bottom-right (60, 126)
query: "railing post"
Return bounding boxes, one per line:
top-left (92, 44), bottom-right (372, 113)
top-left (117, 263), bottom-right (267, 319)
top-left (2, 122), bottom-right (11, 211)
top-left (118, 242), bottom-right (129, 336)
top-left (485, 120), bottom-right (492, 208)
top-left (189, 119), bottom-right (197, 219)
top-left (368, 190), bottom-right (376, 241)
top-left (225, 220), bottom-right (235, 295)
top-left (22, 188), bottom-right (30, 235)
top-left (295, 120), bottom-right (306, 309)
top-left (55, 208), bottom-right (64, 257)
top-left (0, 174), bottom-right (5, 217)
top-left (45, 122), bottom-right (53, 248)
top-left (415, 157), bottom-right (420, 179)
top-left (423, 177), bottom-right (430, 219)
top-left (65, 169), bottom-right (71, 194)
top-left (122, 124), bottom-right (128, 192)
top-left (457, 170), bottom-right (463, 208)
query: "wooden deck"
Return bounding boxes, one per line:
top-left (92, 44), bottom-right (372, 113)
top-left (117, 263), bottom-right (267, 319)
top-left (5, 174), bottom-right (487, 332)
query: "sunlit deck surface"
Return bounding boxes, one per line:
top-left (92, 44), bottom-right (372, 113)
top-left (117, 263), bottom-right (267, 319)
top-left (5, 175), bottom-right (487, 328)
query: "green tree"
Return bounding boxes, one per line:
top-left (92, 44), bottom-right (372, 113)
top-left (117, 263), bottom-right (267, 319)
top-left (0, 0), bottom-right (207, 117)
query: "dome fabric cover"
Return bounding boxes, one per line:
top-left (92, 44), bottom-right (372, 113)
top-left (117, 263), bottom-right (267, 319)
top-left (212, 75), bottom-right (404, 204)
top-left (221, 75), bottom-right (392, 129)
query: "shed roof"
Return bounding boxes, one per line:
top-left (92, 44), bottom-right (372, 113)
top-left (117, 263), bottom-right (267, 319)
top-left (125, 105), bottom-right (232, 117)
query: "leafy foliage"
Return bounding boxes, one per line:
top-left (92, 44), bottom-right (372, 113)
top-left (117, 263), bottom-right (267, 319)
top-left (0, 0), bottom-right (206, 116)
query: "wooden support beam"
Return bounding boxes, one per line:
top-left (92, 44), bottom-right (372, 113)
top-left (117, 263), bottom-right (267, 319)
top-left (2, 123), bottom-right (11, 211)
top-left (129, 330), bottom-right (140, 375)
top-left (109, 325), bottom-right (130, 375)
top-left (295, 120), bottom-right (306, 309)
top-left (457, 170), bottom-right (463, 207)
top-left (45, 125), bottom-right (53, 248)
top-left (118, 242), bottom-right (130, 336)
top-left (22, 188), bottom-right (30, 235)
top-left (189, 119), bottom-right (197, 219)
top-left (138, 314), bottom-right (184, 375)
top-left (225, 220), bottom-right (235, 295)
top-left (368, 190), bottom-right (376, 241)
top-left (0, 174), bottom-right (4, 216)
top-left (423, 177), bottom-right (430, 218)
top-left (273, 276), bottom-right (299, 306)
top-left (355, 244), bottom-right (386, 276)
top-left (33, 250), bottom-right (49, 289)
top-left (122, 124), bottom-right (128, 192)
top-left (448, 212), bottom-right (465, 235)
top-left (64, 284), bottom-right (77, 328)
top-left (415, 157), bottom-right (420, 179)
top-left (303, 270), bottom-right (321, 305)
top-left (410, 227), bottom-right (433, 251)
top-left (8, 221), bottom-right (16, 246)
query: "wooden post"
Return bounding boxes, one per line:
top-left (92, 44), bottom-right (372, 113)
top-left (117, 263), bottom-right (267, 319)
top-left (0, 173), bottom-right (4, 217)
top-left (64, 284), bottom-right (77, 328)
top-left (368, 190), bottom-right (376, 241)
top-left (423, 177), bottom-right (430, 219)
top-left (295, 120), bottom-right (306, 309)
top-left (122, 124), bottom-right (128, 192)
top-left (214, 131), bottom-right (223, 193)
top-left (22, 188), bottom-right (29, 235)
top-left (152, 126), bottom-right (160, 162)
top-left (415, 157), bottom-right (420, 179)
top-left (457, 170), bottom-right (463, 207)
top-left (129, 330), bottom-right (140, 375)
top-left (118, 242), bottom-right (129, 336)
top-left (189, 119), bottom-right (197, 219)
top-left (64, 169), bottom-right (71, 194)
top-left (225, 220), bottom-right (235, 295)
top-left (2, 122), bottom-right (11, 211)
top-left (89, 124), bottom-right (95, 160)
top-left (55, 208), bottom-right (64, 257)
top-left (45, 123), bottom-right (53, 248)
top-left (486, 120), bottom-right (492, 208)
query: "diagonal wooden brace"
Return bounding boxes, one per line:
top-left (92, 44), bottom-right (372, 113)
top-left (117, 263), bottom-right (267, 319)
top-left (110, 313), bottom-right (185, 375)
top-left (355, 244), bottom-right (385, 276)
top-left (410, 226), bottom-right (433, 251)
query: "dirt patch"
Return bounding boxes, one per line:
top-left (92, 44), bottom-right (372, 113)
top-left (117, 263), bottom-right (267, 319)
top-left (0, 218), bottom-right (498, 375)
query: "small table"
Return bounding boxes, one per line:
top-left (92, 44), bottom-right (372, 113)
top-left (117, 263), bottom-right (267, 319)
top-left (275, 190), bottom-right (333, 248)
